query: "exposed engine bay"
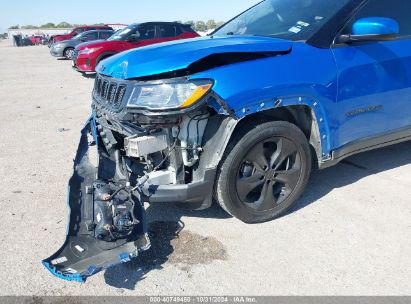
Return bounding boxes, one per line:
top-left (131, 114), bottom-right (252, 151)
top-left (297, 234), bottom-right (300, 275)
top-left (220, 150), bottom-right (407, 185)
top-left (42, 96), bottom-right (231, 281)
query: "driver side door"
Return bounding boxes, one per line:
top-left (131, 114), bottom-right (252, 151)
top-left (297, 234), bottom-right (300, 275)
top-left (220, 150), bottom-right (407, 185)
top-left (331, 0), bottom-right (411, 149)
top-left (133, 24), bottom-right (159, 47)
top-left (83, 32), bottom-right (98, 42)
top-left (122, 24), bottom-right (157, 50)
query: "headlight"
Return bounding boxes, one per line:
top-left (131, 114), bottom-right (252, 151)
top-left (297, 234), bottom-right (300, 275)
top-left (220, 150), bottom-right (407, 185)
top-left (127, 79), bottom-right (213, 110)
top-left (79, 47), bottom-right (102, 55)
top-left (54, 43), bottom-right (62, 48)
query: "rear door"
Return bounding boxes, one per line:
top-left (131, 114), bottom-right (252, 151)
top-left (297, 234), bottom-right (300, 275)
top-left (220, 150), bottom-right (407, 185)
top-left (332, 0), bottom-right (411, 148)
top-left (156, 24), bottom-right (183, 43)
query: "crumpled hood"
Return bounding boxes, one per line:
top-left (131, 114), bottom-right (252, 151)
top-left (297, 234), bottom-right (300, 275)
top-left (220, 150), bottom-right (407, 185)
top-left (96, 35), bottom-right (293, 80)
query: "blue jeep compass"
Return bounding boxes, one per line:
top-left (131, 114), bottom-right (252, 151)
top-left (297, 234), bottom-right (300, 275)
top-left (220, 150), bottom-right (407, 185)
top-left (44, 0), bottom-right (411, 281)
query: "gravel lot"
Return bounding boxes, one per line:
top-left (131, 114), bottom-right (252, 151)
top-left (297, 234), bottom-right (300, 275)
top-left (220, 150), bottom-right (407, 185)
top-left (0, 40), bottom-right (410, 296)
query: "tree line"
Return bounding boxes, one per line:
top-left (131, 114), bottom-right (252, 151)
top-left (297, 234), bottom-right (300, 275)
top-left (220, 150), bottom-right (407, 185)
top-left (177, 20), bottom-right (225, 32)
top-left (8, 20), bottom-right (225, 32)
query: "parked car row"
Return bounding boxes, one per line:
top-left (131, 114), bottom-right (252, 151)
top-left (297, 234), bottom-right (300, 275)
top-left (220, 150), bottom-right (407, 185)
top-left (13, 34), bottom-right (49, 47)
top-left (49, 22), bottom-right (199, 73)
top-left (47, 25), bottom-right (114, 47)
top-left (50, 29), bottom-right (115, 59)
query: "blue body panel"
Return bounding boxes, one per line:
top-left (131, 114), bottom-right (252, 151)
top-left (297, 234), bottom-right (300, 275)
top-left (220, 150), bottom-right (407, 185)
top-left (96, 35), bottom-right (293, 79)
top-left (190, 42), bottom-right (337, 155)
top-left (332, 40), bottom-right (411, 148)
top-left (99, 34), bottom-right (411, 157)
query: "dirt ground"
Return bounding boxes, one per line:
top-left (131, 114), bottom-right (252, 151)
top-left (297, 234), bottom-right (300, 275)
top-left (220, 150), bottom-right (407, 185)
top-left (0, 39), bottom-right (410, 296)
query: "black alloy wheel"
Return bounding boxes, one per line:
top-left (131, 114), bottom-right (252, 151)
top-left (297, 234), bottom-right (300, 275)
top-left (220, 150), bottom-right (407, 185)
top-left (236, 137), bottom-right (302, 211)
top-left (215, 121), bottom-right (312, 223)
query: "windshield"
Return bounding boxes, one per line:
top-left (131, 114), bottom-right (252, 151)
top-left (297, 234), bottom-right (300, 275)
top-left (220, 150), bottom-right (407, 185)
top-left (107, 25), bottom-right (139, 41)
top-left (213, 0), bottom-right (351, 41)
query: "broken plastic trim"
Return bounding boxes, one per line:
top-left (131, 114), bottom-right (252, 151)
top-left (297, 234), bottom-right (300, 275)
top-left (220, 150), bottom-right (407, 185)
top-left (42, 116), bottom-right (150, 282)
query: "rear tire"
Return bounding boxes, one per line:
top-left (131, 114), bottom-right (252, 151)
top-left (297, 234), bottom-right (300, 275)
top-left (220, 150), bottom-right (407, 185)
top-left (215, 121), bottom-right (311, 224)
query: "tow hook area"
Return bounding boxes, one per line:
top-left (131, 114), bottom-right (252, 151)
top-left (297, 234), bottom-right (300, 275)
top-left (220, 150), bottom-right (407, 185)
top-left (42, 117), bottom-right (150, 282)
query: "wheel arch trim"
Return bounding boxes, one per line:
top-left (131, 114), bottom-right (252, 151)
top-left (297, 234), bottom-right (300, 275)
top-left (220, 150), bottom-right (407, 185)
top-left (209, 95), bottom-right (332, 168)
top-left (96, 52), bottom-right (117, 64)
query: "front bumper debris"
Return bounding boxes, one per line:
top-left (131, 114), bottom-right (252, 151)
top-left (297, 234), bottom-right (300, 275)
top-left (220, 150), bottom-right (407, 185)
top-left (42, 117), bottom-right (150, 282)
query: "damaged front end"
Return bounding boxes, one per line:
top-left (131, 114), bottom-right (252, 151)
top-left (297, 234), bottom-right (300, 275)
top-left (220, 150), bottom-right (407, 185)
top-left (42, 117), bottom-right (150, 282)
top-left (42, 35), bottom-right (294, 282)
top-left (43, 74), bottom-right (237, 282)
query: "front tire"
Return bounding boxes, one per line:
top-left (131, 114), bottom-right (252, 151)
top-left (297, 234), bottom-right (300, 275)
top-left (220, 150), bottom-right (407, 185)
top-left (64, 48), bottom-right (75, 60)
top-left (215, 121), bottom-right (311, 224)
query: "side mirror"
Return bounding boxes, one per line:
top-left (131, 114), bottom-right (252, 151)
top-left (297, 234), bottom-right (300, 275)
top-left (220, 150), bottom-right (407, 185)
top-left (80, 37), bottom-right (87, 42)
top-left (339, 17), bottom-right (399, 43)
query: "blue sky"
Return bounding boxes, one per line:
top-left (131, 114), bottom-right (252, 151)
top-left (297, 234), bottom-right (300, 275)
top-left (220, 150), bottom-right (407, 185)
top-left (0, 0), bottom-right (259, 33)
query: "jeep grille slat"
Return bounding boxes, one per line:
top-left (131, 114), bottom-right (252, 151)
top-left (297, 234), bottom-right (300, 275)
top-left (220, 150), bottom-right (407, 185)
top-left (102, 80), bottom-right (109, 99)
top-left (93, 74), bottom-right (128, 110)
top-left (108, 83), bottom-right (117, 103)
top-left (114, 85), bottom-right (127, 108)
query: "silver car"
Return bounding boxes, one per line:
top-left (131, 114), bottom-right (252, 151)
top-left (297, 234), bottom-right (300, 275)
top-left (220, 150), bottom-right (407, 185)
top-left (50, 29), bottom-right (114, 60)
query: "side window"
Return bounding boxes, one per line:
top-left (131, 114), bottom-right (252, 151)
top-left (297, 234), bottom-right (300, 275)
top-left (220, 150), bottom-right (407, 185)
top-left (158, 25), bottom-right (178, 38)
top-left (138, 25), bottom-right (156, 40)
top-left (84, 32), bottom-right (98, 41)
top-left (181, 25), bottom-right (195, 34)
top-left (99, 32), bottom-right (112, 40)
top-left (175, 26), bottom-right (183, 36)
top-left (341, 0), bottom-right (411, 38)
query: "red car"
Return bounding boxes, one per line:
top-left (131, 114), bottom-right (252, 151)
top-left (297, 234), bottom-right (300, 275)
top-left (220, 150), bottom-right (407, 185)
top-left (48, 25), bottom-right (113, 47)
top-left (29, 35), bottom-right (44, 45)
top-left (72, 22), bottom-right (199, 73)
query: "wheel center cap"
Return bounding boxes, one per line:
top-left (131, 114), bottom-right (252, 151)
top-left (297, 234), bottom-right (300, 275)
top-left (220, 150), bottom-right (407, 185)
top-left (265, 170), bottom-right (277, 181)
